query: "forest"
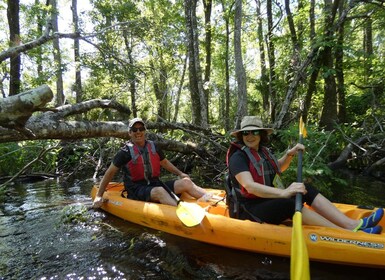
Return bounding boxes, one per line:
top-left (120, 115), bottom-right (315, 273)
top-left (0, 0), bottom-right (384, 192)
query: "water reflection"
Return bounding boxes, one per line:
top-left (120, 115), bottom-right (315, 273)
top-left (0, 178), bottom-right (384, 279)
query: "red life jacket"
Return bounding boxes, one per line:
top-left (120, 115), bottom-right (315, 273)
top-left (226, 142), bottom-right (281, 198)
top-left (126, 140), bottom-right (161, 183)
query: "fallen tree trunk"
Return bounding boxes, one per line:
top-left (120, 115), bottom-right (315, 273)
top-left (0, 85), bottom-right (53, 130)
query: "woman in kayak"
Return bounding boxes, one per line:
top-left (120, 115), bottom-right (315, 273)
top-left (227, 116), bottom-right (383, 234)
top-left (93, 117), bottom-right (209, 208)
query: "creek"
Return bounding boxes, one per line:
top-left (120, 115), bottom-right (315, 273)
top-left (0, 175), bottom-right (384, 280)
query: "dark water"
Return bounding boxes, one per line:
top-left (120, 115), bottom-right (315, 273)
top-left (1, 178), bottom-right (384, 280)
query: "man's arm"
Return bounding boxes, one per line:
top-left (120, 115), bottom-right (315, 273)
top-left (93, 163), bottom-right (120, 208)
top-left (160, 159), bottom-right (188, 178)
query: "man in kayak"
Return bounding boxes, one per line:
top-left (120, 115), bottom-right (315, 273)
top-left (227, 116), bottom-right (384, 234)
top-left (93, 117), bottom-right (209, 208)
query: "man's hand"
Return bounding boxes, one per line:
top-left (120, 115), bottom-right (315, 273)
top-left (178, 172), bottom-right (190, 179)
top-left (93, 196), bottom-right (104, 208)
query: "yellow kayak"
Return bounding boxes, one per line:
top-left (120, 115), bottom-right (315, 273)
top-left (91, 182), bottom-right (385, 268)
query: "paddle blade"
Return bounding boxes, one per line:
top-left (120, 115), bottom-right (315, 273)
top-left (299, 116), bottom-right (307, 138)
top-left (290, 212), bottom-right (310, 280)
top-left (176, 201), bottom-right (205, 227)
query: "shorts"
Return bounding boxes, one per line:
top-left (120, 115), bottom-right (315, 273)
top-left (125, 180), bottom-right (176, 202)
top-left (240, 184), bottom-right (319, 224)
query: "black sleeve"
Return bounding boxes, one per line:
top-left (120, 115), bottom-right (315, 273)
top-left (228, 150), bottom-right (250, 176)
top-left (155, 144), bottom-right (166, 161)
top-left (112, 149), bottom-right (131, 168)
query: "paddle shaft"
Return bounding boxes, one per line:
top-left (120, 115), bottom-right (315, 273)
top-left (295, 134), bottom-right (303, 212)
top-left (160, 181), bottom-right (181, 204)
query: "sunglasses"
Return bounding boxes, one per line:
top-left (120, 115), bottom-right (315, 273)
top-left (242, 130), bottom-right (260, 136)
top-left (131, 127), bottom-right (146, 132)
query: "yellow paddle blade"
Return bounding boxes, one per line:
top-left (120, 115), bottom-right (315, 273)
top-left (176, 201), bottom-right (206, 227)
top-left (291, 212), bottom-right (310, 280)
top-left (299, 116), bottom-right (307, 138)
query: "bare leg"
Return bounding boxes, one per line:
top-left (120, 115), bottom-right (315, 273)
top-left (174, 177), bottom-right (206, 198)
top-left (310, 193), bottom-right (360, 230)
top-left (302, 207), bottom-right (343, 229)
top-left (150, 186), bottom-right (177, 206)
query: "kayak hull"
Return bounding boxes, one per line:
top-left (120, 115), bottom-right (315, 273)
top-left (91, 183), bottom-right (385, 268)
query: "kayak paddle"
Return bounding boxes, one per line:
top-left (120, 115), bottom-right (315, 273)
top-left (161, 181), bottom-right (206, 227)
top-left (290, 116), bottom-right (310, 280)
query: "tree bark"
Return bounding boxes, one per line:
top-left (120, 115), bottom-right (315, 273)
top-left (319, 0), bottom-right (339, 130)
top-left (151, 52), bottom-right (168, 124)
top-left (255, 0), bottom-right (269, 112)
top-left (123, 30), bottom-right (138, 118)
top-left (173, 54), bottom-right (188, 123)
top-left (185, 0), bottom-right (208, 127)
top-left (0, 85), bottom-right (53, 129)
top-left (219, 0), bottom-right (231, 131)
top-left (203, 0), bottom-right (212, 122)
top-left (234, 0), bottom-right (247, 127)
top-left (72, 0), bottom-right (83, 105)
top-left (0, 85), bottom-right (132, 143)
top-left (7, 0), bottom-right (21, 96)
top-left (266, 0), bottom-right (277, 120)
top-left (336, 0), bottom-right (347, 123)
top-left (49, 0), bottom-right (65, 106)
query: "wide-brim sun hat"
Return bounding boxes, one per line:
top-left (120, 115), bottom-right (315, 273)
top-left (230, 116), bottom-right (274, 136)
top-left (128, 117), bottom-right (146, 129)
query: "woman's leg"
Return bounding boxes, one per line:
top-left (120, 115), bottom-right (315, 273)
top-left (310, 193), bottom-right (360, 230)
top-left (302, 206), bottom-right (343, 229)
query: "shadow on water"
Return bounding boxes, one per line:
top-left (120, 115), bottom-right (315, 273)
top-left (0, 176), bottom-right (384, 279)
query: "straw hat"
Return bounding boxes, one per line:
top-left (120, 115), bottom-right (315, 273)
top-left (230, 116), bottom-right (274, 136)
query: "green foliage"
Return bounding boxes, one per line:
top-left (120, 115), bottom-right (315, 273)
top-left (273, 122), bottom-right (349, 198)
top-left (0, 141), bottom-right (60, 176)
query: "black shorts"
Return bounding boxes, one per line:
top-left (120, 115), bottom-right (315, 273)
top-left (125, 180), bottom-right (176, 202)
top-left (240, 184), bottom-right (319, 224)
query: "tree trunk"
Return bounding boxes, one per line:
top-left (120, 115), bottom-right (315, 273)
top-left (184, 0), bottom-right (208, 127)
top-left (123, 31), bottom-right (138, 118)
top-left (255, 0), bottom-right (269, 112)
top-left (219, 0), bottom-right (231, 131)
top-left (266, 0), bottom-right (277, 121)
top-left (234, 0), bottom-right (247, 127)
top-left (7, 0), bottom-right (21, 96)
top-left (336, 0), bottom-right (347, 123)
top-left (203, 0), bottom-right (212, 123)
top-left (49, 0), bottom-right (65, 106)
top-left (303, 0), bottom-right (318, 122)
top-left (364, 17), bottom-right (373, 83)
top-left (0, 85), bottom-right (53, 129)
top-left (72, 0), bottom-right (83, 104)
top-left (173, 54), bottom-right (188, 123)
top-left (35, 0), bottom-right (44, 77)
top-left (151, 52), bottom-right (168, 124)
top-left (0, 87), bottom-right (132, 142)
top-left (319, 0), bottom-right (338, 130)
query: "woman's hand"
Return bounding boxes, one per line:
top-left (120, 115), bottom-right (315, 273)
top-left (281, 182), bottom-right (307, 198)
top-left (287, 143), bottom-right (305, 157)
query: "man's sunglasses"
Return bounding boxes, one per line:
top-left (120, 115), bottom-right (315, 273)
top-left (131, 127), bottom-right (146, 132)
top-left (242, 130), bottom-right (260, 136)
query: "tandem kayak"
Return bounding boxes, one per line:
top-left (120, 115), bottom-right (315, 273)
top-left (91, 182), bottom-right (385, 268)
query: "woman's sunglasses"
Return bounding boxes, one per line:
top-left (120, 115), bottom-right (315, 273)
top-left (131, 127), bottom-right (146, 132)
top-left (242, 130), bottom-right (260, 136)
